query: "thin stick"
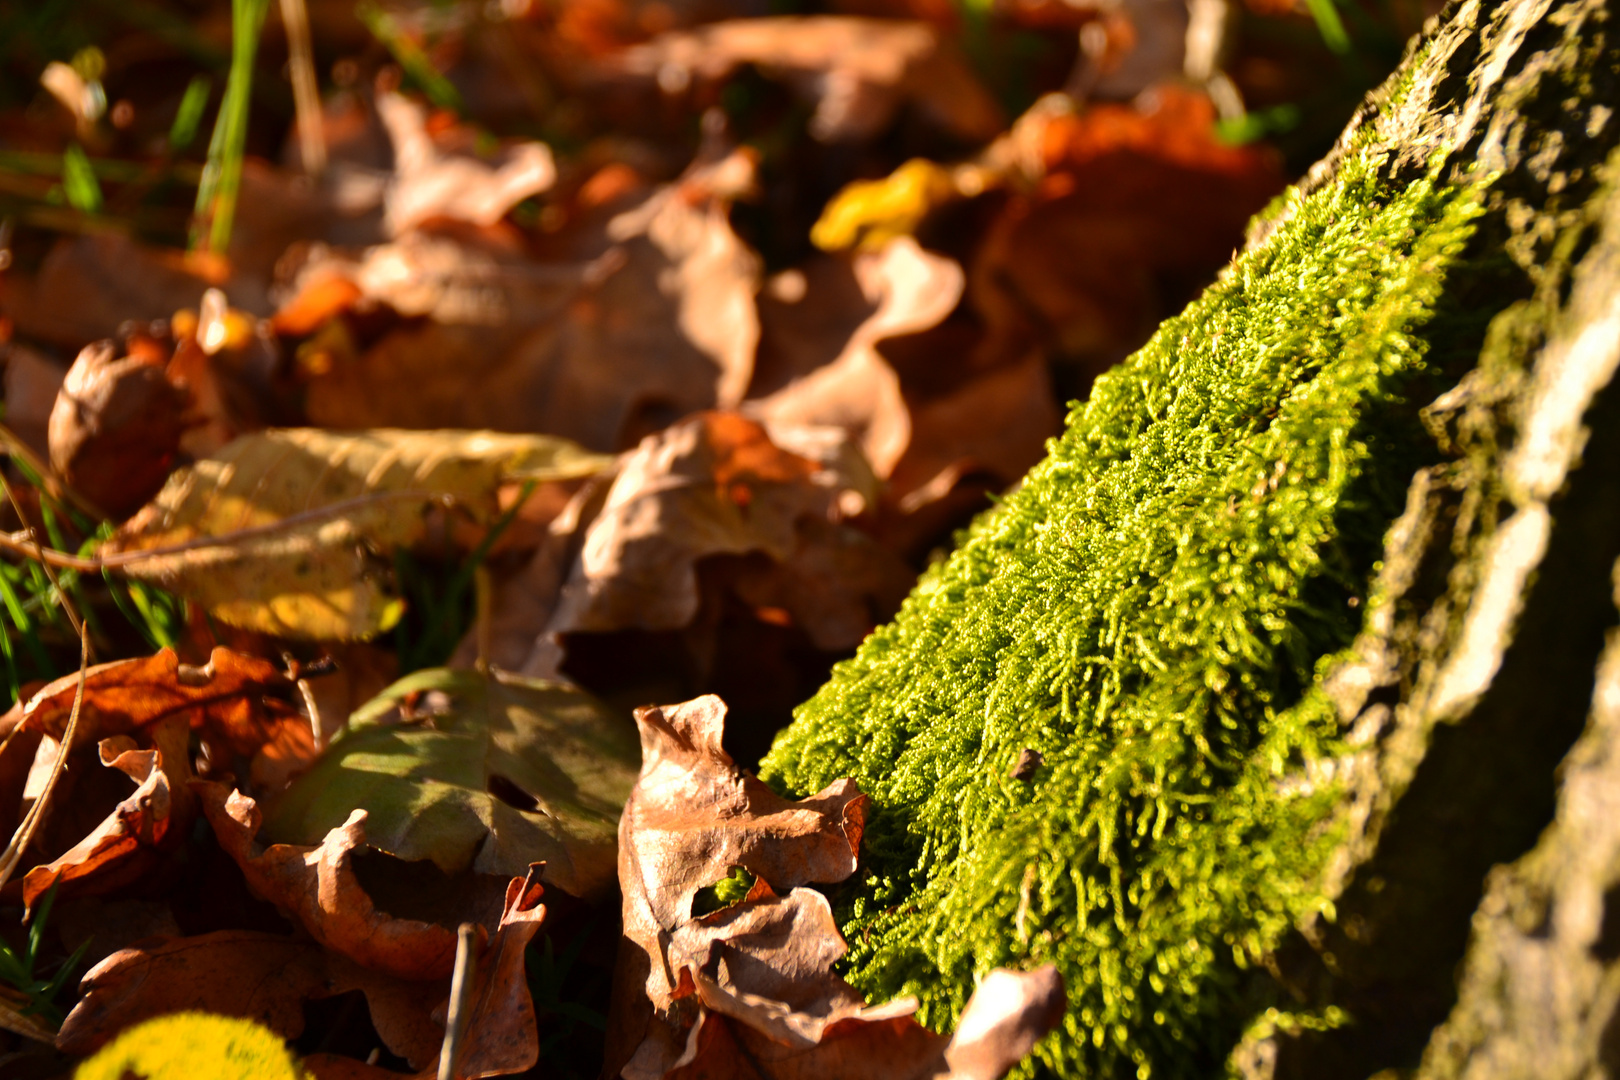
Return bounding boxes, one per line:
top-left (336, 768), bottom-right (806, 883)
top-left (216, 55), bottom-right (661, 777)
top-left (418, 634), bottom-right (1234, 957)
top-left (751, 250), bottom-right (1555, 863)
top-left (0, 423), bottom-right (105, 522)
top-left (0, 471), bottom-right (85, 643)
top-left (438, 922), bottom-right (480, 1080)
top-left (0, 623), bottom-right (89, 893)
top-left (279, 0), bottom-right (326, 176)
top-left (0, 489), bottom-right (462, 572)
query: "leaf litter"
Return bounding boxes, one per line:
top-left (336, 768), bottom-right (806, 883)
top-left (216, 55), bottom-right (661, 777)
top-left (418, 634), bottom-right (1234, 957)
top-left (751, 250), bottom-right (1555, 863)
top-left (0, 0), bottom-right (1411, 1072)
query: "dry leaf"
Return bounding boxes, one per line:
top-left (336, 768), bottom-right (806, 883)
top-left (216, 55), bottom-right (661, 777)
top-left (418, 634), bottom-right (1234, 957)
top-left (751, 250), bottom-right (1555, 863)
top-left (263, 666), bottom-right (639, 898)
top-left (453, 865), bottom-right (551, 1079)
top-left (1, 343), bottom-right (67, 460)
top-left (603, 17), bottom-right (1003, 143)
top-left (608, 694), bottom-right (1064, 1080)
top-left (376, 91), bottom-right (557, 236)
top-left (0, 647), bottom-right (304, 841)
top-left (19, 721), bottom-right (193, 911)
top-left (105, 428), bottom-right (612, 640)
top-left (754, 237), bottom-right (961, 480)
top-left (551, 412), bottom-right (863, 637)
top-left (298, 152), bottom-right (761, 453)
top-left (55, 930), bottom-right (444, 1068)
top-left (608, 693), bottom-right (867, 1076)
top-left (197, 781), bottom-right (465, 981)
top-left (48, 340), bottom-right (188, 518)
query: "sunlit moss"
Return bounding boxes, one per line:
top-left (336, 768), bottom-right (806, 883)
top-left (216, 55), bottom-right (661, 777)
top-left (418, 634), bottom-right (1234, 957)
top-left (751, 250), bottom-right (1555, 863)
top-left (762, 149), bottom-right (1487, 1078)
top-left (74, 1012), bottom-right (307, 1080)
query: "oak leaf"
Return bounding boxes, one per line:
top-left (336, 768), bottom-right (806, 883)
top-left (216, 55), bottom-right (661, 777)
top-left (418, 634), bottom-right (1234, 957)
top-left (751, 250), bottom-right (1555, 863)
top-left (197, 781), bottom-right (465, 981)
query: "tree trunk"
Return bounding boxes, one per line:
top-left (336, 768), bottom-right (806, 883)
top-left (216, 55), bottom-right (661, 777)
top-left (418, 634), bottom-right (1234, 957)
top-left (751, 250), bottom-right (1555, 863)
top-left (761, 0), bottom-right (1620, 1075)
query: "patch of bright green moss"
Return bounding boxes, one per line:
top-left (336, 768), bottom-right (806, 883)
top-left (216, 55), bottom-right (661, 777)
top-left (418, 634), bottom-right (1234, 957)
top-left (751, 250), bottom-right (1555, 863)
top-left (761, 155), bottom-right (1487, 1079)
top-left (74, 1012), bottom-right (307, 1080)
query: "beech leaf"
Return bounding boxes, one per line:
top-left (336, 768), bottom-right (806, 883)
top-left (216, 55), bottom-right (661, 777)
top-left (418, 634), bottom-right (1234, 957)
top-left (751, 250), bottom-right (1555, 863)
top-left (263, 667), bottom-right (639, 898)
top-left (105, 428), bottom-right (612, 640)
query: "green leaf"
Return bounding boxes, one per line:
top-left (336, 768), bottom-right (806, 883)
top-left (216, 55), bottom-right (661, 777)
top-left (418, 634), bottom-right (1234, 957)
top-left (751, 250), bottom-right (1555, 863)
top-left (61, 143), bottom-right (102, 214)
top-left (263, 667), bottom-right (640, 898)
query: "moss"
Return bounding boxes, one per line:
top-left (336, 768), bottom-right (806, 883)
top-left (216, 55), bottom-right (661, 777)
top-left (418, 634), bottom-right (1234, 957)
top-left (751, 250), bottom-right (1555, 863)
top-left (760, 149), bottom-right (1489, 1079)
top-left (74, 1012), bottom-right (308, 1080)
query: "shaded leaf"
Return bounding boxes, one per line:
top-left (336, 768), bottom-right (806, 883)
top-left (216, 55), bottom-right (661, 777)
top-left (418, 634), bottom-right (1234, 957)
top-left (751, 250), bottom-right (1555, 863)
top-left (376, 90), bottom-right (556, 237)
top-left (606, 693), bottom-right (866, 1076)
top-left (603, 17), bottom-right (1003, 143)
top-left (106, 428), bottom-right (612, 640)
top-left (197, 781), bottom-right (465, 981)
top-left (454, 865), bottom-right (551, 1078)
top-left (55, 930), bottom-right (444, 1068)
top-left (607, 694), bottom-right (1064, 1080)
top-left (264, 667), bottom-right (639, 898)
top-left (298, 152), bottom-right (762, 454)
top-left (19, 721), bottom-right (194, 911)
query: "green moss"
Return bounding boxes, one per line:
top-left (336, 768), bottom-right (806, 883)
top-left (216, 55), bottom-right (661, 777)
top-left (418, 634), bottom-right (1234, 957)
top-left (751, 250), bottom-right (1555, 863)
top-left (761, 153), bottom-right (1488, 1079)
top-left (74, 1012), bottom-right (308, 1080)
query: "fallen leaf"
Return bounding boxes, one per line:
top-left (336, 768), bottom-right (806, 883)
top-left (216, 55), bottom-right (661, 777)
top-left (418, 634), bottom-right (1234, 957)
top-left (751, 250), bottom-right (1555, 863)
top-left (453, 865), bottom-right (551, 1078)
top-left (298, 152), bottom-right (761, 453)
top-left (376, 91), bottom-right (556, 236)
top-left (3, 234), bottom-right (222, 350)
top-left (1, 343), bottom-right (67, 460)
top-left (48, 340), bottom-right (189, 519)
top-left (602, 17), bottom-right (1003, 143)
top-left (19, 721), bottom-right (194, 911)
top-left (55, 930), bottom-right (444, 1068)
top-left (607, 693), bottom-right (867, 1076)
top-left (754, 237), bottom-right (962, 481)
top-left (607, 694), bottom-right (1065, 1079)
top-left (263, 666), bottom-right (639, 898)
top-left (197, 781), bottom-right (465, 981)
top-left (0, 647), bottom-right (304, 851)
top-left (104, 427), bottom-right (613, 640)
top-left (968, 87), bottom-right (1285, 381)
top-left (549, 411), bottom-right (889, 643)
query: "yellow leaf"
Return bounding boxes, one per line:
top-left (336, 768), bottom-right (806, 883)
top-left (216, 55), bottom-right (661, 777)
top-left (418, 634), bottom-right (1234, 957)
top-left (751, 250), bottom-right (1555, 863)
top-left (810, 158), bottom-right (958, 252)
top-left (106, 428), bottom-right (612, 641)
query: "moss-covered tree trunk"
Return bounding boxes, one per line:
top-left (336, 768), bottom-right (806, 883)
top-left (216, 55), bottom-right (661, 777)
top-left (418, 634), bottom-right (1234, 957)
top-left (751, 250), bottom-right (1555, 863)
top-left (760, 0), bottom-right (1620, 1076)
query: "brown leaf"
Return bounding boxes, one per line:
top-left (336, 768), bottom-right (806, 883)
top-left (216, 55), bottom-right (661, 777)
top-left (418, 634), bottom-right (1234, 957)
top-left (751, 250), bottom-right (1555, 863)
top-left (55, 930), bottom-right (445, 1068)
top-left (0, 648), bottom-right (307, 862)
top-left (474, 411), bottom-right (908, 670)
top-left (376, 91), bottom-right (556, 236)
top-left (454, 866), bottom-right (550, 1078)
top-left (48, 340), bottom-right (189, 519)
top-left (607, 695), bottom-right (1065, 1080)
top-left (19, 719), bottom-right (195, 911)
top-left (298, 152), bottom-right (761, 453)
top-left (196, 781), bottom-right (465, 981)
top-left (607, 694), bottom-right (866, 1077)
top-left (602, 17), bottom-right (1003, 143)
top-left (106, 428), bottom-right (610, 641)
top-left (969, 87), bottom-right (1285, 383)
top-left (754, 237), bottom-right (958, 480)
top-left (1, 343), bottom-right (67, 460)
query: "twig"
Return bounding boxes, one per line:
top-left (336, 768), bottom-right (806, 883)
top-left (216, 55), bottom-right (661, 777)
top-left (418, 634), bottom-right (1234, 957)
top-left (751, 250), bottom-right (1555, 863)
top-left (279, 0), bottom-right (326, 176)
top-left (438, 922), bottom-right (481, 1080)
top-left (0, 489), bottom-right (463, 572)
top-left (0, 471), bottom-right (86, 644)
top-left (0, 423), bottom-right (106, 522)
top-left (0, 623), bottom-right (89, 895)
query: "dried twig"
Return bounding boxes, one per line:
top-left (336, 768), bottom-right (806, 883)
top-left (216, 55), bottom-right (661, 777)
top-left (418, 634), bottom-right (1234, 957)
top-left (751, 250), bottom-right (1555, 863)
top-left (437, 922), bottom-right (480, 1080)
top-left (279, 0), bottom-right (326, 176)
top-left (0, 623), bottom-right (89, 894)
